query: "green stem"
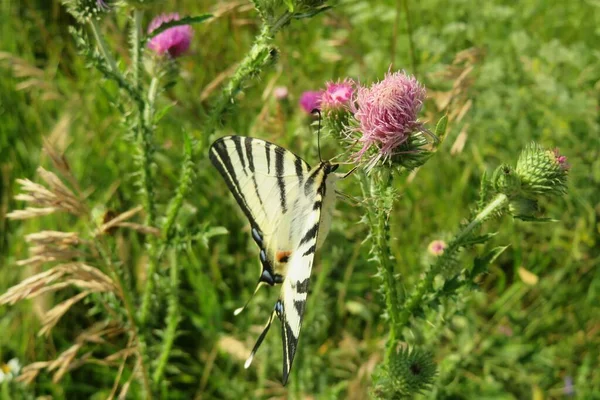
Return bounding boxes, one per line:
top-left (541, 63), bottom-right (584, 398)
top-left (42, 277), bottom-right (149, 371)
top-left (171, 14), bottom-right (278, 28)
top-left (202, 13), bottom-right (291, 150)
top-left (396, 193), bottom-right (509, 330)
top-left (401, 0), bottom-right (418, 76)
top-left (372, 175), bottom-right (401, 347)
top-left (161, 134), bottom-right (195, 243)
top-left (152, 250), bottom-right (180, 387)
top-left (135, 25), bottom-right (159, 327)
top-left (89, 18), bottom-right (117, 73)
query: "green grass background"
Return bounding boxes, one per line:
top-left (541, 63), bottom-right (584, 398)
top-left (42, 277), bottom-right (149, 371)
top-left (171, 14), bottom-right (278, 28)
top-left (1, 0), bottom-right (599, 398)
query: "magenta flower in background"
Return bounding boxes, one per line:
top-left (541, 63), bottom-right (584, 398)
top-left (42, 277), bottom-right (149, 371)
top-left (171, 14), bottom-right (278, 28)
top-left (147, 13), bottom-right (193, 58)
top-left (427, 240), bottom-right (447, 256)
top-left (321, 79), bottom-right (354, 110)
top-left (353, 70), bottom-right (426, 158)
top-left (299, 90), bottom-right (323, 114)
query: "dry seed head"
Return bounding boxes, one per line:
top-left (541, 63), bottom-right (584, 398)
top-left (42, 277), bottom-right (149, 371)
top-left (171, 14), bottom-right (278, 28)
top-left (16, 361), bottom-right (50, 385)
top-left (25, 231), bottom-right (81, 246)
top-left (6, 207), bottom-right (57, 220)
top-left (0, 263), bottom-right (115, 306)
top-left (39, 291), bottom-right (91, 336)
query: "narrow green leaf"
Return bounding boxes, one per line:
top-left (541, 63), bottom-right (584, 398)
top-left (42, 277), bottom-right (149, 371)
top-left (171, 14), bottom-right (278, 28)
top-left (293, 5), bottom-right (333, 19)
top-left (434, 114), bottom-right (448, 139)
top-left (147, 15), bottom-right (213, 40)
top-left (462, 232), bottom-right (498, 246)
top-left (470, 245), bottom-right (509, 278)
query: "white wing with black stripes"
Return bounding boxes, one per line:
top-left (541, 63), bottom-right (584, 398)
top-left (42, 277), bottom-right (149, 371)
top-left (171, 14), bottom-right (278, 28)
top-left (209, 135), bottom-right (340, 384)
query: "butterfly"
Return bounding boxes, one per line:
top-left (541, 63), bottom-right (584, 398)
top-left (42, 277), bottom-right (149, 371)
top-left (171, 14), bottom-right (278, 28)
top-left (209, 135), bottom-right (349, 384)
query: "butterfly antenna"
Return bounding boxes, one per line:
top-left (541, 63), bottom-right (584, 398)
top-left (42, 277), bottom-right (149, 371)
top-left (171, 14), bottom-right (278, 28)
top-left (311, 108), bottom-right (323, 162)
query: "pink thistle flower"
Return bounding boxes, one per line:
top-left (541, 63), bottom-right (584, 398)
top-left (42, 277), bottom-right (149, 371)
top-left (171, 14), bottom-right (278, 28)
top-left (353, 70), bottom-right (426, 159)
top-left (299, 90), bottom-right (323, 114)
top-left (552, 148), bottom-right (570, 170)
top-left (273, 86), bottom-right (289, 101)
top-left (147, 13), bottom-right (193, 58)
top-left (321, 79), bottom-right (354, 110)
top-left (427, 240), bottom-right (447, 256)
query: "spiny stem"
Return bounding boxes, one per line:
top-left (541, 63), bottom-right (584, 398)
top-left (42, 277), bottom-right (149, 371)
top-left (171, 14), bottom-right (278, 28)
top-left (152, 250), bottom-right (181, 387)
top-left (372, 174), bottom-right (402, 353)
top-left (396, 193), bottom-right (509, 330)
top-left (202, 13), bottom-right (291, 150)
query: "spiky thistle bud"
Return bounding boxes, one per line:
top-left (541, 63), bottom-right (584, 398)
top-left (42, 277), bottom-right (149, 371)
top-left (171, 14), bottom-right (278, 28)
top-left (371, 347), bottom-right (437, 399)
top-left (515, 143), bottom-right (569, 197)
top-left (61, 0), bottom-right (113, 23)
top-left (321, 79), bottom-right (354, 138)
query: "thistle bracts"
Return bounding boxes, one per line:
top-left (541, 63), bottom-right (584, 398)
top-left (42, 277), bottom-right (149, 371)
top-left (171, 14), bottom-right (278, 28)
top-left (371, 347), bottom-right (437, 399)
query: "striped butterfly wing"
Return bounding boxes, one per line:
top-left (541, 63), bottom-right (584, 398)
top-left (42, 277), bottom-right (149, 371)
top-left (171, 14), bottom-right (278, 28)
top-left (210, 136), bottom-right (312, 289)
top-left (210, 135), bottom-right (338, 384)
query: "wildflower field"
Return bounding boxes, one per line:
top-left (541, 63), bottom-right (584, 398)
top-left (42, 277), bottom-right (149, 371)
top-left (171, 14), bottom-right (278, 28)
top-left (0, 0), bottom-right (598, 399)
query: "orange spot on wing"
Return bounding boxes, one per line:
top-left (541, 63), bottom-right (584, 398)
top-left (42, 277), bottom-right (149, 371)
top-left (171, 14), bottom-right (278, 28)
top-left (276, 250), bottom-right (292, 263)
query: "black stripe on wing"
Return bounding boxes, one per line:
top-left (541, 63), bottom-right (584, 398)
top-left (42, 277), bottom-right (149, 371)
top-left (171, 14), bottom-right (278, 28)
top-left (210, 138), bottom-right (276, 285)
top-left (278, 163), bottom-right (331, 385)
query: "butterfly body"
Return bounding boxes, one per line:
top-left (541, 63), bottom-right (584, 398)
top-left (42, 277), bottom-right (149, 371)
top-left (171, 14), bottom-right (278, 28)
top-left (209, 135), bottom-right (340, 384)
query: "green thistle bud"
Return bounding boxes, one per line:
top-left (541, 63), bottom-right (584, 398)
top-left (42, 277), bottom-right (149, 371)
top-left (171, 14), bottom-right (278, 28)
top-left (371, 347), bottom-right (437, 399)
top-left (492, 164), bottom-right (521, 197)
top-left (61, 0), bottom-right (113, 23)
top-left (515, 143), bottom-right (569, 197)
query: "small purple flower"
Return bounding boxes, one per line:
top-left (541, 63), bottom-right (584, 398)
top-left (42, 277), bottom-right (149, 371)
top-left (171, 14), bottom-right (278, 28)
top-left (273, 86), bottom-right (289, 101)
top-left (353, 70), bottom-right (426, 159)
top-left (96, 0), bottom-right (110, 10)
top-left (427, 240), bottom-right (447, 256)
top-left (299, 90), bottom-right (323, 114)
top-left (321, 79), bottom-right (354, 110)
top-left (147, 13), bottom-right (193, 58)
top-left (564, 376), bottom-right (575, 397)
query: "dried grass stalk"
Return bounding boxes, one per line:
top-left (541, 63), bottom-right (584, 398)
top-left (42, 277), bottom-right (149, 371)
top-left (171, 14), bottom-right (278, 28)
top-left (25, 231), bottom-right (81, 246)
top-left (98, 205), bottom-right (143, 234)
top-left (39, 291), bottom-right (92, 336)
top-left (112, 222), bottom-right (160, 236)
top-left (0, 263), bottom-right (115, 307)
top-left (8, 167), bottom-right (86, 219)
top-left (15, 361), bottom-right (50, 385)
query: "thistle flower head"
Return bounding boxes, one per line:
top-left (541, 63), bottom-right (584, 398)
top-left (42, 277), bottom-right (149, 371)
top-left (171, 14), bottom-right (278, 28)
top-left (273, 86), bottom-right (289, 101)
top-left (353, 70), bottom-right (426, 159)
top-left (427, 240), bottom-right (447, 256)
top-left (515, 143), bottom-right (569, 197)
top-left (299, 90), bottom-right (322, 113)
top-left (147, 13), bottom-right (193, 58)
top-left (321, 79), bottom-right (354, 111)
